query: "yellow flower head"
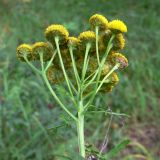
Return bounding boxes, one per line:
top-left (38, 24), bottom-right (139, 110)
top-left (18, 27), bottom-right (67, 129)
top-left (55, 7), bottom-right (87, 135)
top-left (108, 20), bottom-right (127, 33)
top-left (32, 42), bottom-right (53, 61)
top-left (100, 30), bottom-right (112, 47)
top-left (102, 31), bottom-right (125, 51)
top-left (78, 31), bottom-right (96, 51)
top-left (67, 36), bottom-right (80, 49)
top-left (89, 14), bottom-right (108, 31)
top-left (109, 52), bottom-right (128, 69)
top-left (108, 72), bottom-right (119, 85)
top-left (16, 44), bottom-right (33, 61)
top-left (100, 72), bottom-right (119, 93)
top-left (113, 34), bottom-right (125, 51)
top-left (45, 24), bottom-right (69, 45)
top-left (47, 65), bottom-right (64, 84)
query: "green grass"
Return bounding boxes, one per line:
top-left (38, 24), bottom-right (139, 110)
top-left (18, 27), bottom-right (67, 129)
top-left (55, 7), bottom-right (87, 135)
top-left (0, 0), bottom-right (160, 159)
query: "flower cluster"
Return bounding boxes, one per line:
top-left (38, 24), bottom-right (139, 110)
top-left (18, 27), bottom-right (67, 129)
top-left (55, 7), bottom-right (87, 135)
top-left (16, 13), bottom-right (128, 93)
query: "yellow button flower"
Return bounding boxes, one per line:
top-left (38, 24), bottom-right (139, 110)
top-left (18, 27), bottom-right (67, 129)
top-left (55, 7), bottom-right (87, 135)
top-left (45, 24), bottom-right (69, 45)
top-left (113, 34), bottom-right (125, 51)
top-left (32, 42), bottom-right (53, 61)
top-left (78, 31), bottom-right (96, 51)
top-left (108, 20), bottom-right (127, 33)
top-left (67, 36), bottom-right (80, 49)
top-left (89, 14), bottom-right (108, 31)
top-left (101, 30), bottom-right (125, 52)
top-left (16, 44), bottom-right (33, 61)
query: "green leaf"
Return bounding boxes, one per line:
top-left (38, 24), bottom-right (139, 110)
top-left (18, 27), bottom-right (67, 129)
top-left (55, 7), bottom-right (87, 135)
top-left (104, 139), bottom-right (130, 159)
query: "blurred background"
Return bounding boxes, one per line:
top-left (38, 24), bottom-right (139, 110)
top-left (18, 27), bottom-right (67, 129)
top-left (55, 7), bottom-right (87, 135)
top-left (0, 0), bottom-right (160, 159)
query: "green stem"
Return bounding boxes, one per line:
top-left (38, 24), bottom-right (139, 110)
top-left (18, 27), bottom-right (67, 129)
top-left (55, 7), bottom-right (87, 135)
top-left (40, 52), bottom-right (44, 71)
top-left (83, 35), bottom-right (115, 111)
top-left (42, 72), bottom-right (77, 122)
top-left (95, 26), bottom-right (100, 65)
top-left (25, 54), bottom-right (77, 121)
top-left (55, 37), bottom-right (76, 104)
top-left (82, 43), bottom-right (91, 81)
top-left (83, 35), bottom-right (114, 91)
top-left (24, 56), bottom-right (41, 74)
top-left (39, 53), bottom-right (77, 122)
top-left (77, 101), bottom-right (85, 158)
top-left (55, 37), bottom-right (78, 107)
top-left (96, 63), bottom-right (119, 93)
top-left (69, 46), bottom-right (80, 89)
top-left (95, 35), bottom-right (115, 87)
top-left (88, 110), bottom-right (130, 117)
top-left (45, 50), bottom-right (57, 72)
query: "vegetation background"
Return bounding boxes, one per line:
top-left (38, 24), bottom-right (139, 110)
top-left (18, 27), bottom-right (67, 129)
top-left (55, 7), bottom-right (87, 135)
top-left (0, 0), bottom-right (159, 159)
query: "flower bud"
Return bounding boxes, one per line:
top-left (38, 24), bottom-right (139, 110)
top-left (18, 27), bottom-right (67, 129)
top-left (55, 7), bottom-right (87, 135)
top-left (32, 42), bottom-right (53, 61)
top-left (16, 44), bottom-right (33, 61)
top-left (89, 14), bottom-right (108, 31)
top-left (102, 31), bottom-right (125, 51)
top-left (78, 31), bottom-right (96, 51)
top-left (109, 52), bottom-right (128, 69)
top-left (45, 24), bottom-right (69, 45)
top-left (108, 72), bottom-right (119, 85)
top-left (67, 37), bottom-right (80, 49)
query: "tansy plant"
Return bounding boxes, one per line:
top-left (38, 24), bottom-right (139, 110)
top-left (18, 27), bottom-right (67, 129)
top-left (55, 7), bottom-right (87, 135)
top-left (16, 14), bottom-right (128, 159)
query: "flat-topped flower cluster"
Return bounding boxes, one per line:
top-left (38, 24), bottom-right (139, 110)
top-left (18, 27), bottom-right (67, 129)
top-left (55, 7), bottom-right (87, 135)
top-left (16, 14), bottom-right (128, 94)
top-left (16, 13), bottom-right (129, 159)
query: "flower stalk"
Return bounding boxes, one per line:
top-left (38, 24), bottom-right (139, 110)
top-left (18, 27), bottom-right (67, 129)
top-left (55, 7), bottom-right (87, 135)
top-left (77, 100), bottom-right (85, 157)
top-left (95, 26), bottom-right (100, 65)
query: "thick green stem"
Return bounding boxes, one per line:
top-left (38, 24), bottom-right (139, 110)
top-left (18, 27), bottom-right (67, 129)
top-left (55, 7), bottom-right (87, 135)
top-left (77, 101), bottom-right (85, 158)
